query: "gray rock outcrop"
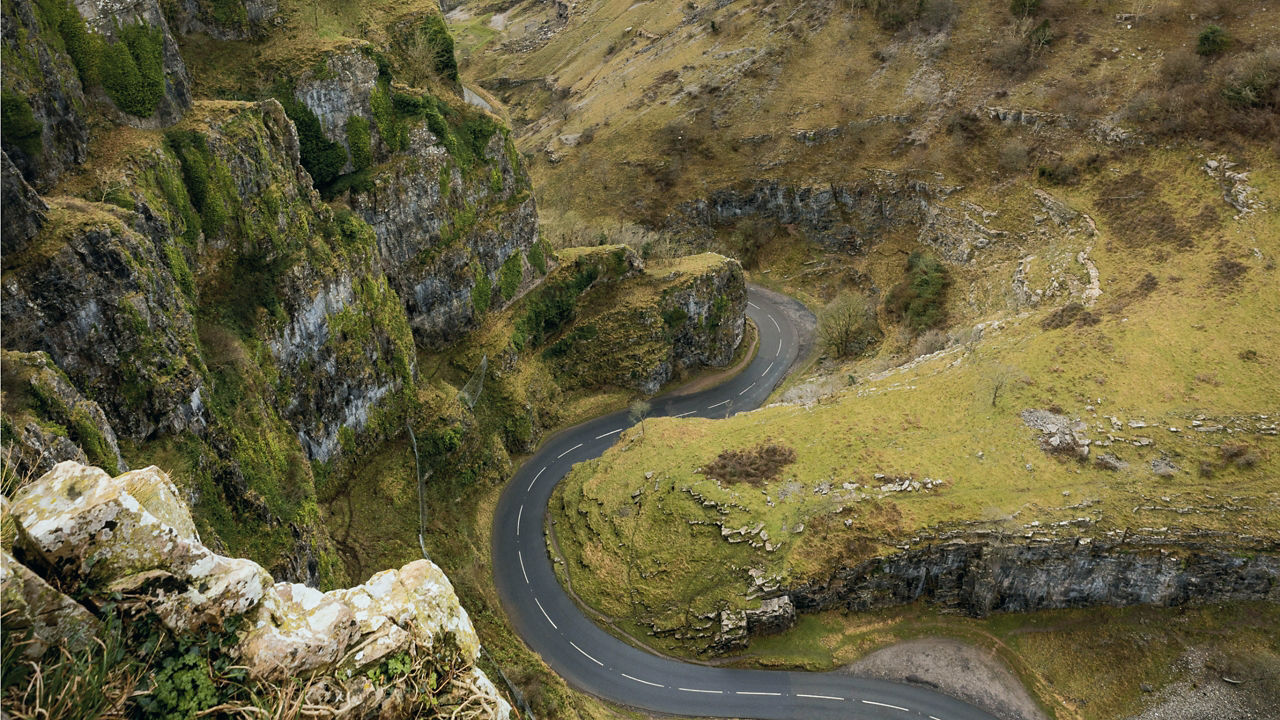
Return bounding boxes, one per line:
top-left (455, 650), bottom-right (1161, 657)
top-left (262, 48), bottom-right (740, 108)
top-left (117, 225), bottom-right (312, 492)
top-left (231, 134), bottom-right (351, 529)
top-left (1021, 409), bottom-right (1091, 459)
top-left (671, 170), bottom-right (1006, 262)
top-left (790, 536), bottom-right (1280, 618)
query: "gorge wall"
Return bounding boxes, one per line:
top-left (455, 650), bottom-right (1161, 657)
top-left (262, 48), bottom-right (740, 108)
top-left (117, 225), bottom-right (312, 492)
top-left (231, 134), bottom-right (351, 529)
top-left (710, 533), bottom-right (1280, 652)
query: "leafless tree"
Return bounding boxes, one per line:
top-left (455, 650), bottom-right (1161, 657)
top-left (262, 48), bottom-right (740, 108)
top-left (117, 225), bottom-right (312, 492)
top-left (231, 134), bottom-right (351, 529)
top-left (818, 292), bottom-right (877, 358)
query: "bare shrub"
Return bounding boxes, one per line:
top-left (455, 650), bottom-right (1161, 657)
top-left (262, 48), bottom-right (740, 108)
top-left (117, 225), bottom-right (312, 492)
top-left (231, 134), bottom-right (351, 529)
top-left (910, 328), bottom-right (948, 358)
top-left (819, 292), bottom-right (880, 358)
top-left (706, 443), bottom-right (797, 486)
top-left (1161, 49), bottom-right (1204, 87)
top-left (1221, 443), bottom-right (1260, 468)
top-left (998, 139), bottom-right (1030, 172)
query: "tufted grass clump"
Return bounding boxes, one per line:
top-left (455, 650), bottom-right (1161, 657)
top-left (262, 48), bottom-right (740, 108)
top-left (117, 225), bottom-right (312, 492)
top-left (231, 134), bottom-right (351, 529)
top-left (705, 443), bottom-right (797, 486)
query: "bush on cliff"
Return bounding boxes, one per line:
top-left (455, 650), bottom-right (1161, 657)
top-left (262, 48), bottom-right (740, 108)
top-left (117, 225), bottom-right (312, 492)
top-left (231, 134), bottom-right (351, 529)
top-left (98, 21), bottom-right (166, 117)
top-left (276, 93), bottom-right (346, 187)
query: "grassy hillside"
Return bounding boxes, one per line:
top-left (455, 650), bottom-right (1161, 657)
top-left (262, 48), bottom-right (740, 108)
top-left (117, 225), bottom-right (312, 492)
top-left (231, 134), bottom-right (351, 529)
top-left (456, 0), bottom-right (1276, 241)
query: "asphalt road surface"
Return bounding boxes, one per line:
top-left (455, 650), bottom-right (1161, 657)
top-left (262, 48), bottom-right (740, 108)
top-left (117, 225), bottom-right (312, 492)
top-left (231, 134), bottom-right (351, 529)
top-left (492, 286), bottom-right (998, 720)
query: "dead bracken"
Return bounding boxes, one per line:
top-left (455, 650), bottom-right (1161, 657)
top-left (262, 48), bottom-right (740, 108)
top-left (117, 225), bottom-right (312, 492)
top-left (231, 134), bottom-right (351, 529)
top-left (705, 442), bottom-right (797, 486)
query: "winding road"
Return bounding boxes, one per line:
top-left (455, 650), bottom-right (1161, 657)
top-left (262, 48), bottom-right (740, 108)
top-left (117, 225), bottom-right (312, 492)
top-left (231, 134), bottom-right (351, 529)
top-left (491, 286), bottom-right (998, 720)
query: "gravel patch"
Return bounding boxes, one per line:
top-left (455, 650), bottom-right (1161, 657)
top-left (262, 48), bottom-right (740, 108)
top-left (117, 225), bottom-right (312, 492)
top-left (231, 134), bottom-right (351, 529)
top-left (843, 638), bottom-right (1048, 720)
top-left (1126, 648), bottom-right (1276, 720)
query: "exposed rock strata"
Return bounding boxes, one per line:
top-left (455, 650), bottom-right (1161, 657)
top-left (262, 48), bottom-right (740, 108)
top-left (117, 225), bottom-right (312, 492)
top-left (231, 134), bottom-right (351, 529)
top-left (672, 171), bottom-right (1005, 263)
top-left (789, 536), bottom-right (1280, 618)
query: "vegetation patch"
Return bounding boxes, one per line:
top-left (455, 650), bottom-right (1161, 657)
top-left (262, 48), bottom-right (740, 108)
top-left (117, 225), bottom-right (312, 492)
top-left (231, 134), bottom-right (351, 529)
top-left (705, 442), bottom-right (797, 486)
top-left (884, 251), bottom-right (951, 332)
top-left (276, 91), bottom-right (347, 188)
top-left (0, 89), bottom-right (43, 160)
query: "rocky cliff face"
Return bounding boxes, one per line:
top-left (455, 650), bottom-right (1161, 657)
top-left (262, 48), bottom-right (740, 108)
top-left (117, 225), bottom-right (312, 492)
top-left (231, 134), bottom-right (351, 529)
top-left (353, 127), bottom-right (538, 349)
top-left (671, 170), bottom-right (1007, 263)
top-left (1, 0), bottom-right (542, 587)
top-left (528, 246), bottom-right (746, 395)
top-left (0, 349), bottom-right (128, 479)
top-left (3, 461), bottom-right (511, 718)
top-left (1, 193), bottom-right (206, 441)
top-left (288, 46), bottom-right (539, 349)
top-left (1, 0), bottom-right (92, 189)
top-left (162, 0), bottom-right (278, 40)
top-left (788, 534), bottom-right (1280, 618)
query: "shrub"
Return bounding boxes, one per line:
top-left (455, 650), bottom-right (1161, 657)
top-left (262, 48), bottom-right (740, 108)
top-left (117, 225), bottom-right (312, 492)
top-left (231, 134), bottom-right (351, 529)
top-left (514, 263), bottom-right (599, 348)
top-left (369, 82), bottom-right (408, 152)
top-left (884, 251), bottom-right (950, 331)
top-left (1036, 159), bottom-right (1079, 185)
top-left (165, 129), bottom-right (228, 235)
top-left (527, 241), bottom-right (548, 275)
top-left (1220, 48), bottom-right (1280, 109)
top-left (57, 2), bottom-right (100, 88)
top-left (498, 252), bottom-right (522, 301)
top-left (1009, 0), bottom-right (1040, 17)
top-left (277, 93), bottom-right (346, 187)
top-left (1, 89), bottom-right (43, 160)
top-left (1196, 25), bottom-right (1230, 56)
top-left (420, 13), bottom-right (459, 83)
top-left (99, 22), bottom-right (166, 117)
top-left (910, 328), bottom-right (947, 358)
top-left (998, 139), bottom-right (1030, 172)
top-left (345, 115), bottom-right (373, 171)
top-left (819, 292), bottom-right (879, 358)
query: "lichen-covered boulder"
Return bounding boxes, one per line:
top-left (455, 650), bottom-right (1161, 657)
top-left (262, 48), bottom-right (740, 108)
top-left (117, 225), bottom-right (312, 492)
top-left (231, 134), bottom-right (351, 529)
top-left (5, 462), bottom-right (511, 719)
top-left (9, 461), bottom-right (270, 632)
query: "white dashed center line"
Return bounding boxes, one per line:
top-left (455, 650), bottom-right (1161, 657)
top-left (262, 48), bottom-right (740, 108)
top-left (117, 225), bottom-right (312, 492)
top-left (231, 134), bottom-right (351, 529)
top-left (930, 716), bottom-right (945, 720)
top-left (678, 687), bottom-right (723, 694)
top-left (736, 691), bottom-right (783, 697)
top-left (595, 428), bottom-right (622, 439)
top-left (674, 410), bottom-right (696, 418)
top-left (769, 315), bottom-right (781, 332)
top-left (621, 673), bottom-right (663, 688)
top-left (862, 700), bottom-right (909, 711)
top-left (707, 400), bottom-right (729, 409)
top-left (534, 597), bottom-right (557, 629)
top-left (776, 337), bottom-right (782, 357)
top-left (748, 301), bottom-right (759, 309)
top-left (527, 466), bottom-right (545, 491)
top-left (797, 693), bottom-right (844, 701)
top-left (516, 505), bottom-right (523, 535)
top-left (557, 443), bottom-right (583, 459)
top-left (764, 361), bottom-right (774, 375)
top-left (518, 551), bottom-right (529, 584)
top-left (570, 641), bottom-right (604, 666)
top-left (738, 382), bottom-right (755, 395)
